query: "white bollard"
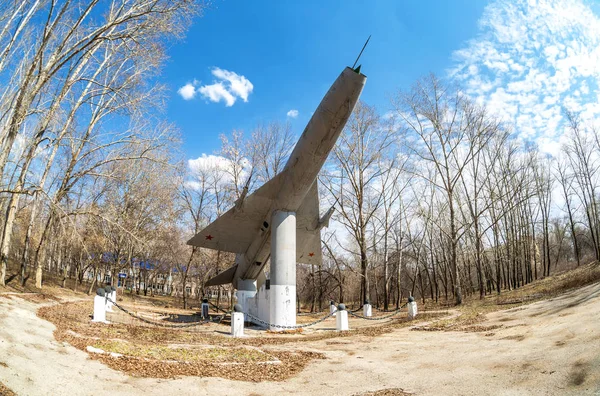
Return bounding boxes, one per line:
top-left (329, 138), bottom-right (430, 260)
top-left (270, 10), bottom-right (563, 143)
top-left (336, 304), bottom-right (349, 331)
top-left (363, 304), bottom-right (372, 317)
top-left (92, 294), bottom-right (106, 322)
top-left (231, 312), bottom-right (244, 337)
top-left (408, 301), bottom-right (418, 319)
top-left (330, 301), bottom-right (337, 317)
top-left (201, 299), bottom-right (210, 319)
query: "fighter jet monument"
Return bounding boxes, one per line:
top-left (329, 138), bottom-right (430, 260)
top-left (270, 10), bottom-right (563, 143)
top-left (188, 63), bottom-right (366, 329)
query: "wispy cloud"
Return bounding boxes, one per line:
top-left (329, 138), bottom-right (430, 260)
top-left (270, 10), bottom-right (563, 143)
top-left (286, 109), bottom-right (299, 118)
top-left (177, 68), bottom-right (254, 107)
top-left (450, 0), bottom-right (600, 156)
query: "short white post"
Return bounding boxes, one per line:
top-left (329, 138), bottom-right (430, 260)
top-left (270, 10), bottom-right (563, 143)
top-left (408, 299), bottom-right (418, 319)
top-left (201, 299), bottom-right (210, 319)
top-left (92, 289), bottom-right (107, 323)
top-left (231, 304), bottom-right (244, 337)
top-left (330, 301), bottom-right (337, 316)
top-left (336, 304), bottom-right (349, 331)
top-left (363, 304), bottom-right (372, 317)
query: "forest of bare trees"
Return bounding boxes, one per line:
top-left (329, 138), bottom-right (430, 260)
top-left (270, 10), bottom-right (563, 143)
top-left (1, 1), bottom-right (599, 311)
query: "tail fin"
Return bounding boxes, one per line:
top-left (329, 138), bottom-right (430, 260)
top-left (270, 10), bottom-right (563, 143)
top-left (205, 264), bottom-right (237, 287)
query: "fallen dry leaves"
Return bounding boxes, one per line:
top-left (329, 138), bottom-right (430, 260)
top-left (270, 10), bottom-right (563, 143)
top-left (37, 300), bottom-right (445, 382)
top-left (0, 381), bottom-right (16, 396)
top-left (354, 388), bottom-right (412, 395)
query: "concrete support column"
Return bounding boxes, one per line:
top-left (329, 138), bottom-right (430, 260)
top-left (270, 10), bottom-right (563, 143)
top-left (269, 210), bottom-right (296, 331)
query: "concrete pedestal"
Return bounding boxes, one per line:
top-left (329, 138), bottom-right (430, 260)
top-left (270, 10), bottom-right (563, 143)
top-left (231, 312), bottom-right (244, 337)
top-left (92, 295), bottom-right (106, 322)
top-left (201, 303), bottom-right (209, 319)
top-left (336, 310), bottom-right (349, 331)
top-left (269, 210), bottom-right (296, 331)
top-left (408, 301), bottom-right (418, 319)
top-left (363, 304), bottom-right (372, 317)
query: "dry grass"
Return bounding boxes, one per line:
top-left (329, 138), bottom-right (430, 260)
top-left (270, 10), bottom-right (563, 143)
top-left (413, 262), bottom-right (600, 332)
top-left (37, 298), bottom-right (444, 381)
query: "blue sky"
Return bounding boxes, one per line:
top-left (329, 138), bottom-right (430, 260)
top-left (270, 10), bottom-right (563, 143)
top-left (162, 0), bottom-right (600, 161)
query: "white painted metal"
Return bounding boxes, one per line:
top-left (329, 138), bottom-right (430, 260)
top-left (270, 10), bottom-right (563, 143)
top-left (92, 295), bottom-right (106, 322)
top-left (231, 312), bottom-right (244, 337)
top-left (336, 309), bottom-right (349, 331)
top-left (269, 210), bottom-right (296, 330)
top-left (408, 301), bottom-right (418, 319)
top-left (189, 67), bottom-right (367, 291)
top-left (363, 304), bottom-right (372, 317)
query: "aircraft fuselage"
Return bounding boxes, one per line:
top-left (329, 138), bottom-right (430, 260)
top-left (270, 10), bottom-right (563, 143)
top-left (232, 67), bottom-right (366, 287)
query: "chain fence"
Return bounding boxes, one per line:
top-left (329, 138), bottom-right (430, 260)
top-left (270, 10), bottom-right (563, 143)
top-left (243, 311), bottom-right (335, 330)
top-left (206, 301), bottom-right (231, 323)
top-left (105, 297), bottom-right (410, 329)
top-left (106, 297), bottom-right (214, 329)
top-left (346, 302), bottom-right (409, 321)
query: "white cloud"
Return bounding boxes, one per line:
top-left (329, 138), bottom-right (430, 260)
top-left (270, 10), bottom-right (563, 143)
top-left (450, 0), bottom-right (600, 156)
top-left (177, 68), bottom-right (254, 107)
top-left (177, 83), bottom-right (196, 100)
top-left (198, 83), bottom-right (236, 106)
top-left (199, 68), bottom-right (253, 107)
top-left (286, 109), bottom-right (299, 118)
top-left (210, 68), bottom-right (253, 102)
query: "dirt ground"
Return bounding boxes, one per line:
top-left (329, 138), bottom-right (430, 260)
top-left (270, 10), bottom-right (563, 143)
top-left (1, 282), bottom-right (599, 395)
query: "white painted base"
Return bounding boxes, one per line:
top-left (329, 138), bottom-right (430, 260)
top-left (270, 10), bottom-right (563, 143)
top-left (231, 312), bottom-right (244, 337)
top-left (269, 284), bottom-right (296, 331)
top-left (201, 303), bottom-right (209, 319)
top-left (336, 310), bottom-right (349, 331)
top-left (236, 289), bottom-right (257, 317)
top-left (92, 295), bottom-right (106, 322)
top-left (363, 304), bottom-right (372, 317)
top-left (408, 301), bottom-right (418, 319)
top-left (330, 304), bottom-right (337, 316)
top-left (247, 281), bottom-right (270, 327)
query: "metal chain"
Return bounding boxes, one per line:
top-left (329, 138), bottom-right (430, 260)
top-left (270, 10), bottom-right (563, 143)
top-left (106, 297), bottom-right (212, 328)
top-left (347, 303), bottom-right (409, 321)
top-left (207, 300), bottom-right (230, 314)
top-left (206, 301), bottom-right (230, 323)
top-left (243, 310), bottom-right (335, 329)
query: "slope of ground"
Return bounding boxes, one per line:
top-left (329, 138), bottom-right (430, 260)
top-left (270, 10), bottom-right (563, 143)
top-left (0, 265), bottom-right (599, 395)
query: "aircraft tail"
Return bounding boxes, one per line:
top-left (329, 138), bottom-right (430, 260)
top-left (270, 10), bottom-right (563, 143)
top-left (205, 264), bottom-right (237, 287)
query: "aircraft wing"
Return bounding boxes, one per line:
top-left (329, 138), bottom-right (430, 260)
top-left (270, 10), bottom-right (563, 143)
top-left (296, 181), bottom-right (323, 265)
top-left (187, 172), bottom-right (285, 253)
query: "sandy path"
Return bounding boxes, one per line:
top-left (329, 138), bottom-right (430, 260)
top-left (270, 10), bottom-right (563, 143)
top-left (1, 283), bottom-right (599, 396)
